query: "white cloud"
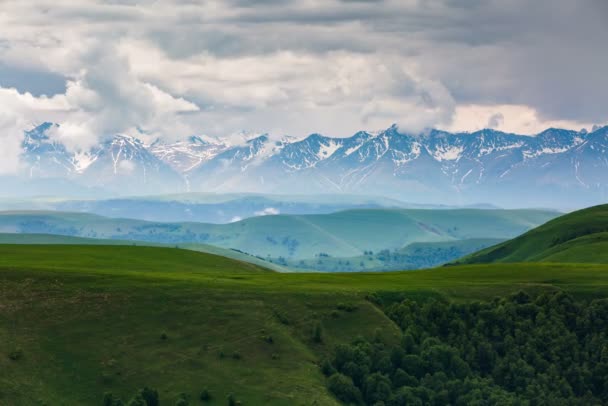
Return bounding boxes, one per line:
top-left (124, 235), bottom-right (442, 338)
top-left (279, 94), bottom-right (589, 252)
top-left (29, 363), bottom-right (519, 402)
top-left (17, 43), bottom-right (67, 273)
top-left (254, 207), bottom-right (280, 216)
top-left (118, 159), bottom-right (136, 173)
top-left (0, 0), bottom-right (605, 171)
top-left (0, 87), bottom-right (70, 174)
top-left (447, 105), bottom-right (595, 135)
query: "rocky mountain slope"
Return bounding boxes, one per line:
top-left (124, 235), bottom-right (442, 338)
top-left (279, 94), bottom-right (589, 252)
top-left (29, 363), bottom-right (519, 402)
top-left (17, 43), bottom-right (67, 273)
top-left (15, 123), bottom-right (608, 207)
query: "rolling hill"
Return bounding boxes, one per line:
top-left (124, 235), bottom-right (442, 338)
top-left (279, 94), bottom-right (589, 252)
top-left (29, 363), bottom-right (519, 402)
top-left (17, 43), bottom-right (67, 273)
top-left (0, 208), bottom-right (559, 260)
top-left (1, 244), bottom-right (608, 404)
top-left (453, 204), bottom-right (608, 264)
top-left (0, 233), bottom-right (292, 272)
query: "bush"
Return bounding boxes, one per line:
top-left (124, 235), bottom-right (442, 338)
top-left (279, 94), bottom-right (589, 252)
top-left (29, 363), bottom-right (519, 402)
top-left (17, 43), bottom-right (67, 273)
top-left (327, 373), bottom-right (362, 404)
top-left (232, 351), bottom-right (242, 360)
top-left (311, 321), bottom-right (323, 344)
top-left (321, 359), bottom-right (337, 376)
top-left (337, 303), bottom-right (358, 312)
top-left (8, 348), bottom-right (23, 361)
top-left (126, 394), bottom-right (146, 406)
top-left (160, 332), bottom-right (168, 340)
top-left (273, 309), bottom-right (290, 325)
top-left (200, 389), bottom-right (211, 401)
top-left (175, 392), bottom-right (188, 406)
top-left (103, 393), bottom-right (119, 406)
top-left (139, 387), bottom-right (159, 406)
top-left (227, 393), bottom-right (238, 406)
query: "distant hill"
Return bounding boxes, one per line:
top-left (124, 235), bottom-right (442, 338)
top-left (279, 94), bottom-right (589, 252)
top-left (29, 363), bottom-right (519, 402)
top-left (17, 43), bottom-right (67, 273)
top-left (0, 209), bottom-right (559, 260)
top-left (453, 204), bottom-right (608, 264)
top-left (0, 193), bottom-right (495, 224)
top-left (279, 238), bottom-right (505, 272)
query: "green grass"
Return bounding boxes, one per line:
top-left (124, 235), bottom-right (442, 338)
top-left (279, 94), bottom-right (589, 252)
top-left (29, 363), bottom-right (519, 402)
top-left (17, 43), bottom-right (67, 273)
top-left (2, 244), bottom-right (608, 404)
top-left (0, 233), bottom-right (292, 273)
top-left (455, 204), bottom-right (608, 264)
top-left (0, 208), bottom-right (559, 260)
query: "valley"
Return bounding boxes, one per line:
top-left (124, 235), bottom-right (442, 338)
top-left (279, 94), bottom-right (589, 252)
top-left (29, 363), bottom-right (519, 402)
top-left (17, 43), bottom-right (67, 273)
top-left (0, 207), bottom-right (558, 272)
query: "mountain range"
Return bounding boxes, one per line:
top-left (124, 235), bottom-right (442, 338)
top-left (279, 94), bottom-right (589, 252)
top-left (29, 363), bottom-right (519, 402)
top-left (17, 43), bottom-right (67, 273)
top-left (12, 123), bottom-right (608, 208)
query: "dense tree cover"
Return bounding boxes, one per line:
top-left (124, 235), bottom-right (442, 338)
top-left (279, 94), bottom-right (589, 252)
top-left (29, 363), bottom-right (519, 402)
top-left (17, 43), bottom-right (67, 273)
top-left (324, 291), bottom-right (608, 405)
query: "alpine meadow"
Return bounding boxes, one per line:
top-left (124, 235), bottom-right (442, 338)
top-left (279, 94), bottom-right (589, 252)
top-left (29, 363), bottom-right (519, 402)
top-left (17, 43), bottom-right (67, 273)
top-left (1, 1), bottom-right (608, 406)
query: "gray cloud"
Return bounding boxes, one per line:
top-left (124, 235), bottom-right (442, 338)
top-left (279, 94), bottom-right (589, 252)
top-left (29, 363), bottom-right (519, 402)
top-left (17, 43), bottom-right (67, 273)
top-left (0, 0), bottom-right (604, 146)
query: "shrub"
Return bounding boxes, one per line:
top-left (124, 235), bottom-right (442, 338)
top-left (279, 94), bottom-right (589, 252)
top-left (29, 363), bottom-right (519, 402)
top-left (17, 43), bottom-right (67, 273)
top-left (199, 389), bottom-right (211, 401)
top-left (327, 373), bottom-right (362, 404)
top-left (321, 359), bottom-right (337, 376)
top-left (139, 387), bottom-right (159, 406)
top-left (8, 348), bottom-right (23, 361)
top-left (175, 392), bottom-right (188, 406)
top-left (273, 309), bottom-right (290, 325)
top-left (311, 321), bottom-right (323, 344)
top-left (126, 394), bottom-right (146, 406)
top-left (227, 393), bottom-right (237, 406)
top-left (160, 332), bottom-right (168, 340)
top-left (103, 393), bottom-right (120, 406)
top-left (232, 351), bottom-right (242, 360)
top-left (337, 303), bottom-right (358, 312)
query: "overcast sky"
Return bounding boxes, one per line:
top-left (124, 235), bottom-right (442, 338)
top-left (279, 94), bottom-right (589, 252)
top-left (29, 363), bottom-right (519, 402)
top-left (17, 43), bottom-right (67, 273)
top-left (0, 0), bottom-right (607, 171)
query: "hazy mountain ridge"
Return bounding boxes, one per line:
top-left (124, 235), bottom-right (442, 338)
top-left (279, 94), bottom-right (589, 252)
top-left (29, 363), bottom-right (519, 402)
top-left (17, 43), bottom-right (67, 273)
top-left (16, 123), bottom-right (608, 207)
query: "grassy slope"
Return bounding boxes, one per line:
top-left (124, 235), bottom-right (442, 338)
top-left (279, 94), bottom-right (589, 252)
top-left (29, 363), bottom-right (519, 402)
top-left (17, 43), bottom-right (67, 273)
top-left (455, 204), bottom-right (608, 264)
top-left (0, 233), bottom-right (292, 273)
top-left (0, 208), bottom-right (559, 259)
top-left (2, 244), bottom-right (608, 404)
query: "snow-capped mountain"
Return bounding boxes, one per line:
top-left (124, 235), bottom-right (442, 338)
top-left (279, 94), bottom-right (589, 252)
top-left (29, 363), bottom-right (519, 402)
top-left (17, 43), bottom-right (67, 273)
top-left (14, 122), bottom-right (608, 207)
top-left (149, 135), bottom-right (228, 172)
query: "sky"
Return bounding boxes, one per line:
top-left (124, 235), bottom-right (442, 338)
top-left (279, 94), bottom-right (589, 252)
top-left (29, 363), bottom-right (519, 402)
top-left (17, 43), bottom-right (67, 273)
top-left (0, 0), bottom-right (607, 173)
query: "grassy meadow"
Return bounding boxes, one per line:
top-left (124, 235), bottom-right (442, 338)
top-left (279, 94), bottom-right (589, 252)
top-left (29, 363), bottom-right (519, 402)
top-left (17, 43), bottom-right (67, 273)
top-left (2, 244), bottom-right (608, 404)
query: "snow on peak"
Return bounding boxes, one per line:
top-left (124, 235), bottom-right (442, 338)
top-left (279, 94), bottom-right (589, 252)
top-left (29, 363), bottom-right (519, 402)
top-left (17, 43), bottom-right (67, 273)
top-left (317, 139), bottom-right (342, 160)
top-left (432, 145), bottom-right (464, 162)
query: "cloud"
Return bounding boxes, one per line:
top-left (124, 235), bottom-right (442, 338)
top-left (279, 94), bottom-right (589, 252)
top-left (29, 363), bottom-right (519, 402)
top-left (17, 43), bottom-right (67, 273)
top-left (486, 113), bottom-right (504, 129)
top-left (43, 42), bottom-right (199, 151)
top-left (0, 87), bottom-right (70, 174)
top-left (118, 159), bottom-right (136, 173)
top-left (0, 0), bottom-right (604, 162)
top-left (254, 207), bottom-right (280, 216)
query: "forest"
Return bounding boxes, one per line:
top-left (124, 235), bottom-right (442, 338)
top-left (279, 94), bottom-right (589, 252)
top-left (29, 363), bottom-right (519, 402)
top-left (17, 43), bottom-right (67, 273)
top-left (324, 291), bottom-right (608, 405)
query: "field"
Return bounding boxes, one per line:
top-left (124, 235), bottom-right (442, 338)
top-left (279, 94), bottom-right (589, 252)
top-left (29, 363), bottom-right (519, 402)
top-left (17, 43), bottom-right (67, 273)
top-left (2, 244), bottom-right (608, 404)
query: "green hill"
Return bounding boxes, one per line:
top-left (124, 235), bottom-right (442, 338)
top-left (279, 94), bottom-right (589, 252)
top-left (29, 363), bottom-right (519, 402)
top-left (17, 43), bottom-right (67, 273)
top-left (0, 233), bottom-right (292, 272)
top-left (454, 204), bottom-right (608, 264)
top-left (2, 244), bottom-right (608, 404)
top-left (0, 208), bottom-right (558, 260)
